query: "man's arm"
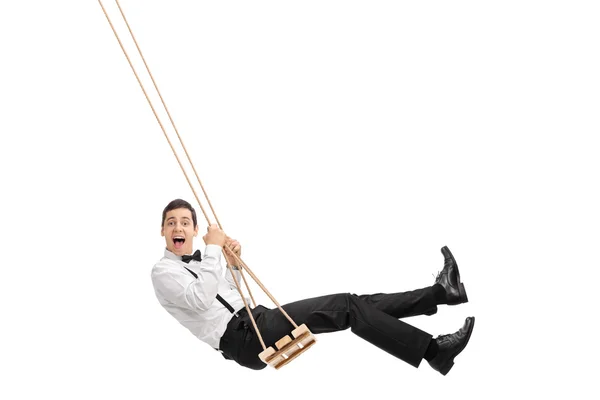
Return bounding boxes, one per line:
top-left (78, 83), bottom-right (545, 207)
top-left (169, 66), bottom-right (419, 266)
top-left (224, 263), bottom-right (242, 290)
top-left (223, 237), bottom-right (242, 290)
top-left (152, 244), bottom-right (223, 310)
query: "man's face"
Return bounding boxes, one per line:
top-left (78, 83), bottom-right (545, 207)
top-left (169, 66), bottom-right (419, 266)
top-left (161, 208), bottom-right (198, 256)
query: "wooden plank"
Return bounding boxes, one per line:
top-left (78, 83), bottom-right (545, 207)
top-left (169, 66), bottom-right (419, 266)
top-left (258, 347), bottom-right (277, 364)
top-left (291, 324), bottom-right (311, 338)
top-left (273, 339), bottom-right (317, 369)
top-left (259, 324), bottom-right (317, 369)
top-left (275, 335), bottom-right (292, 350)
top-left (265, 332), bottom-right (311, 362)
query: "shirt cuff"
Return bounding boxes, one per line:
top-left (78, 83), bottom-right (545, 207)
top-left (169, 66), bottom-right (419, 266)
top-left (204, 244), bottom-right (223, 259)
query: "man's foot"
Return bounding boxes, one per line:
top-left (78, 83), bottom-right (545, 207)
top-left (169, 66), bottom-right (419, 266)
top-left (428, 316), bottom-right (475, 376)
top-left (434, 246), bottom-right (468, 305)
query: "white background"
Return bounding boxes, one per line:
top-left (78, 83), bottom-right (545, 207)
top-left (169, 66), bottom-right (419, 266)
top-left (1, 1), bottom-right (598, 399)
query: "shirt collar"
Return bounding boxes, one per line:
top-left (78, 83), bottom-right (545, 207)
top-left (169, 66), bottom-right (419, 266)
top-left (164, 248), bottom-right (184, 262)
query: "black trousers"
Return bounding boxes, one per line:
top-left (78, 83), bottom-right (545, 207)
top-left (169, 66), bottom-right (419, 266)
top-left (218, 286), bottom-right (438, 370)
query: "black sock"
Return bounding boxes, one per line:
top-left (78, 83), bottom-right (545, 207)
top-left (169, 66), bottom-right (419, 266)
top-left (432, 283), bottom-right (447, 304)
top-left (423, 339), bottom-right (439, 361)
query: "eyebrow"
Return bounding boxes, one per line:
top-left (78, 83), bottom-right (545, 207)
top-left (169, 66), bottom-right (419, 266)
top-left (166, 216), bottom-right (191, 221)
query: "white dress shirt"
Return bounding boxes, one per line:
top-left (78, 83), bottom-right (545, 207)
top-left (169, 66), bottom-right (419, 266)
top-left (151, 245), bottom-right (250, 349)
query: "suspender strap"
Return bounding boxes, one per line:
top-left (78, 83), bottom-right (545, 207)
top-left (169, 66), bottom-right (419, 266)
top-left (183, 266), bottom-right (238, 317)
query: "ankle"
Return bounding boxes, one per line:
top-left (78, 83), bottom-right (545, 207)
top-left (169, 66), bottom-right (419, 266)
top-left (432, 284), bottom-right (447, 304)
top-left (423, 338), bottom-right (439, 361)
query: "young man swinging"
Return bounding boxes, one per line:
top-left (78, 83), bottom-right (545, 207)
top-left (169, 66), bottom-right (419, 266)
top-left (151, 199), bottom-right (475, 375)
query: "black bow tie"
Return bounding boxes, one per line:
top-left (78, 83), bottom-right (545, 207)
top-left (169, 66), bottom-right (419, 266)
top-left (181, 250), bottom-right (202, 264)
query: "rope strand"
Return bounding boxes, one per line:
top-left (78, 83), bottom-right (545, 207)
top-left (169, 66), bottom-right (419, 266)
top-left (223, 247), bottom-right (265, 350)
top-left (112, 0), bottom-right (259, 311)
top-left (113, 0), bottom-right (224, 231)
top-left (99, 0), bottom-right (300, 348)
top-left (98, 0), bottom-right (212, 226)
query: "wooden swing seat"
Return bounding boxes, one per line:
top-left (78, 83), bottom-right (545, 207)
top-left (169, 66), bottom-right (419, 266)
top-left (258, 324), bottom-right (317, 369)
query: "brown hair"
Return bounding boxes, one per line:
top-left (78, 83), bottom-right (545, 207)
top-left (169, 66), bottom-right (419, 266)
top-left (161, 199), bottom-right (198, 228)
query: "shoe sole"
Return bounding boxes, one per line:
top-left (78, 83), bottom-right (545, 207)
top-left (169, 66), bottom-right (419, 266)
top-left (447, 282), bottom-right (468, 305)
top-left (459, 282), bottom-right (469, 303)
top-left (439, 317), bottom-right (475, 376)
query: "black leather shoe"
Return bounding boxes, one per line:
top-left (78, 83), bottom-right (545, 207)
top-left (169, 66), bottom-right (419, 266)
top-left (435, 246), bottom-right (468, 305)
top-left (428, 316), bottom-right (475, 376)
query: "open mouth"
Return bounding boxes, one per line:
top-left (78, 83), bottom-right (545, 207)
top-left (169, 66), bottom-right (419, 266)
top-left (173, 236), bottom-right (185, 250)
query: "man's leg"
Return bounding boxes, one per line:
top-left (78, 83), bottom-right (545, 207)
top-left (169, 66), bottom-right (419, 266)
top-left (222, 246), bottom-right (472, 371)
top-left (251, 292), bottom-right (473, 375)
top-left (356, 286), bottom-right (442, 318)
top-left (257, 292), bottom-right (433, 368)
top-left (350, 245), bottom-right (469, 319)
top-left (220, 289), bottom-right (437, 370)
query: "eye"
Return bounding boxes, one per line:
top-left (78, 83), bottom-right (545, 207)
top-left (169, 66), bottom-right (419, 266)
top-left (168, 221), bottom-right (174, 226)
top-left (183, 221), bottom-right (189, 226)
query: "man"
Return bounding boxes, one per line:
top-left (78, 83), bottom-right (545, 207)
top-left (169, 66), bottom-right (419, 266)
top-left (151, 199), bottom-right (475, 375)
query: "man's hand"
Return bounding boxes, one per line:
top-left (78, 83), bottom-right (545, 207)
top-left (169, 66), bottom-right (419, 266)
top-left (224, 236), bottom-right (242, 266)
top-left (203, 224), bottom-right (226, 247)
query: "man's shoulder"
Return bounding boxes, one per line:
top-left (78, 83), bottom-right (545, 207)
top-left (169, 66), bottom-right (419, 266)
top-left (151, 256), bottom-right (181, 274)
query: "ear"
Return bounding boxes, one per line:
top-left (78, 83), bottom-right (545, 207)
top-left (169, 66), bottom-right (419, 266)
top-left (194, 224), bottom-right (199, 237)
top-left (161, 226), bottom-right (165, 237)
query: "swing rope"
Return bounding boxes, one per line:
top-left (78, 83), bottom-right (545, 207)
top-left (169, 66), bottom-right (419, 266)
top-left (109, 0), bottom-right (264, 312)
top-left (98, 0), bottom-right (302, 352)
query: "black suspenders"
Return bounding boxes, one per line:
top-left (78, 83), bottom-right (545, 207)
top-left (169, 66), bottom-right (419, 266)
top-left (183, 266), bottom-right (239, 317)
